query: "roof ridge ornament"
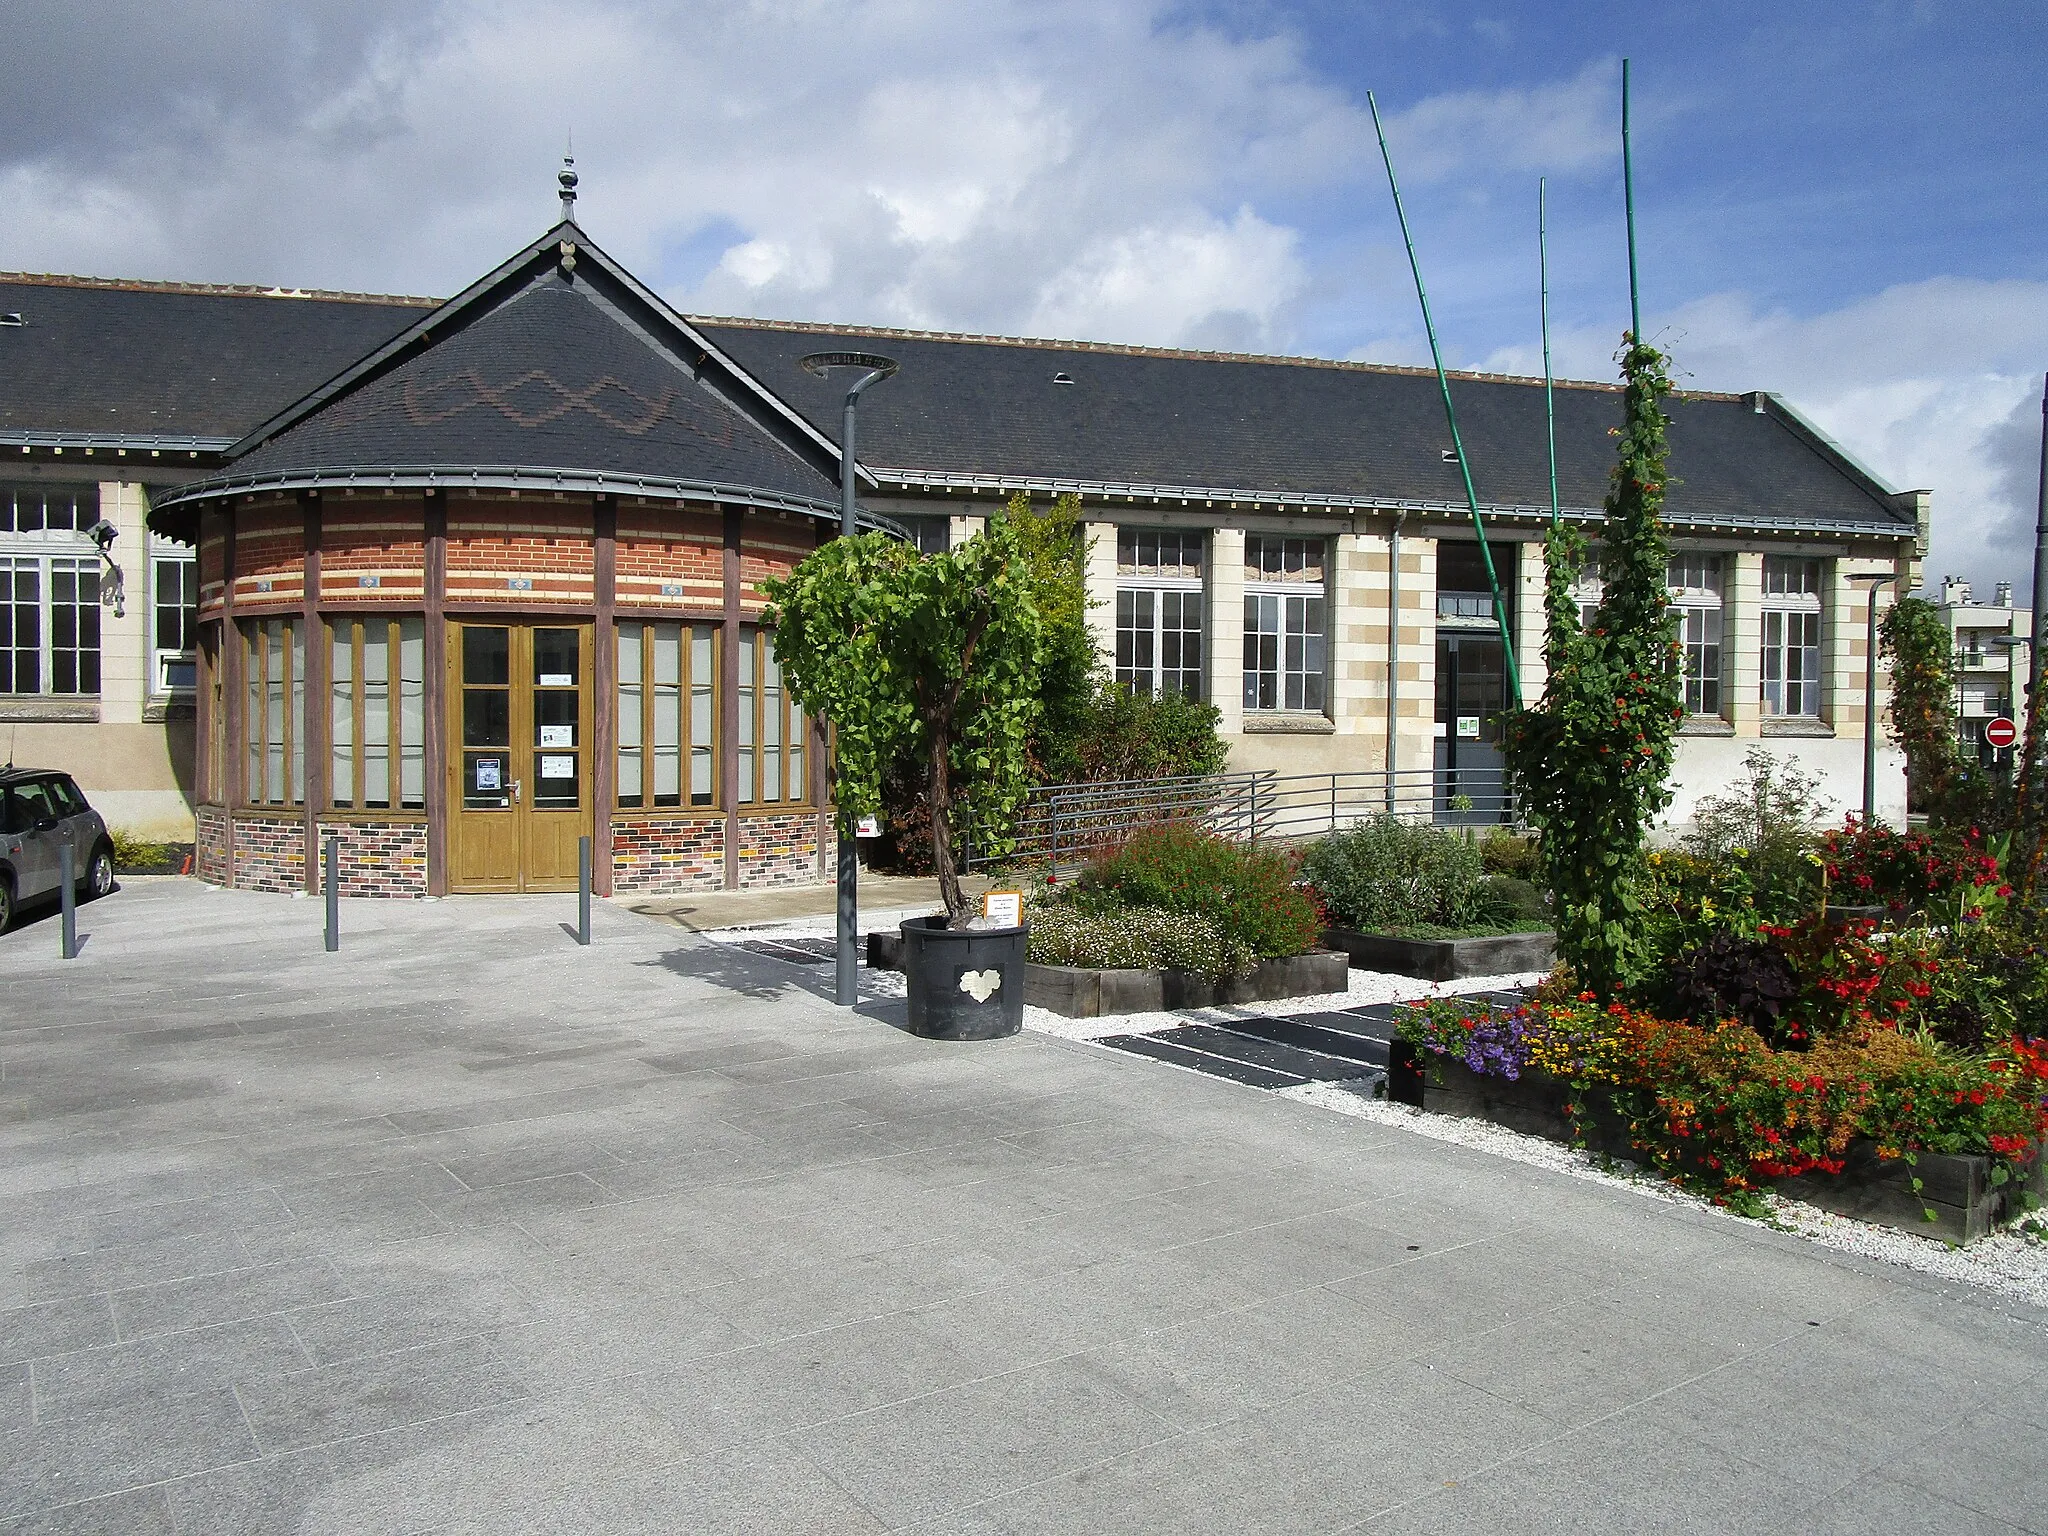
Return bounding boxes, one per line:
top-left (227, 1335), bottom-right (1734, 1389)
top-left (558, 149), bottom-right (578, 223)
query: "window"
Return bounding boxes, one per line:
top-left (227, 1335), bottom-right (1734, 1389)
top-left (1243, 536), bottom-right (1326, 713)
top-left (1115, 529), bottom-right (1204, 698)
top-left (1761, 556), bottom-right (1824, 718)
top-left (617, 621), bottom-right (718, 809)
top-left (241, 617), bottom-right (305, 806)
top-left (152, 555), bottom-right (198, 693)
top-left (1, 484), bottom-right (103, 698)
top-left (1667, 554), bottom-right (1724, 717)
top-left (329, 617), bottom-right (425, 811)
top-left (901, 517), bottom-right (951, 556)
top-left (1, 484), bottom-right (97, 535)
top-left (739, 627), bottom-right (810, 806)
top-left (1, 557), bottom-right (99, 695)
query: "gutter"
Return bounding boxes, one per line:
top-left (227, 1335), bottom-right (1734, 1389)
top-left (0, 429), bottom-right (234, 457)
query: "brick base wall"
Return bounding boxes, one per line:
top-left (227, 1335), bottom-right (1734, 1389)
top-left (738, 812), bottom-right (825, 888)
top-left (195, 804), bottom-right (230, 886)
top-left (315, 820), bottom-right (429, 898)
top-left (228, 812), bottom-right (304, 894)
top-left (612, 816), bottom-right (724, 895)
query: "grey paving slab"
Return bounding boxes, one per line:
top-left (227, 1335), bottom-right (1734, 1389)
top-left (3, 881), bottom-right (2046, 1531)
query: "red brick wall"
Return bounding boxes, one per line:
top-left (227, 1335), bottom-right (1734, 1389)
top-left (230, 502), bottom-right (305, 612)
top-left (616, 503), bottom-right (724, 611)
top-left (737, 811), bottom-right (824, 887)
top-left (228, 812), bottom-right (304, 894)
top-left (199, 529), bottom-right (228, 619)
top-left (447, 497), bottom-right (594, 607)
top-left (323, 497), bottom-right (427, 605)
top-left (739, 513), bottom-right (817, 615)
top-left (195, 804), bottom-right (230, 886)
top-left (612, 815), bottom-right (724, 894)
top-left (315, 820), bottom-right (428, 897)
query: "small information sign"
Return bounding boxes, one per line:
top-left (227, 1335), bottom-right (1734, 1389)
top-left (538, 725), bottom-right (574, 748)
top-left (1456, 715), bottom-right (1482, 739)
top-left (540, 754), bottom-right (576, 779)
top-left (982, 889), bottom-right (1024, 927)
top-left (854, 815), bottom-right (882, 838)
top-left (475, 758), bottom-right (501, 790)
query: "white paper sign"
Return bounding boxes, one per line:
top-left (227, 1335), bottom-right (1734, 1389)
top-left (538, 725), bottom-right (574, 748)
top-left (1456, 715), bottom-right (1482, 739)
top-left (474, 758), bottom-right (502, 790)
top-left (982, 890), bottom-right (1024, 927)
top-left (854, 815), bottom-right (882, 838)
top-left (540, 754), bottom-right (576, 779)
top-left (539, 673), bottom-right (574, 687)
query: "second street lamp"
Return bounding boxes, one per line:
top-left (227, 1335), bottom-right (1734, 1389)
top-left (1847, 571), bottom-right (1900, 824)
top-left (799, 350), bottom-right (898, 1008)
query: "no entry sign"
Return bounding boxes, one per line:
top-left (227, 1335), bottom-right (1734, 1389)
top-left (1985, 716), bottom-right (2020, 750)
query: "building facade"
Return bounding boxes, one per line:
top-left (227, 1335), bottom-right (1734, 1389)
top-left (1937, 576), bottom-right (2034, 766)
top-left (0, 202), bottom-right (1925, 899)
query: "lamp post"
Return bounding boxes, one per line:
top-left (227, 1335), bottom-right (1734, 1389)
top-left (1847, 571), bottom-right (1899, 824)
top-left (799, 350), bottom-right (898, 1008)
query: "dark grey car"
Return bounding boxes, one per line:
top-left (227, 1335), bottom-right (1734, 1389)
top-left (0, 769), bottom-right (115, 932)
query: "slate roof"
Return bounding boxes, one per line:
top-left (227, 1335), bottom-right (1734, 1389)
top-left (150, 225), bottom-right (843, 527)
top-left (698, 319), bottom-right (1917, 536)
top-left (0, 274), bottom-right (425, 447)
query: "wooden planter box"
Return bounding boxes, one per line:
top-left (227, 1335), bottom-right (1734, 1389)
top-left (1406, 1054), bottom-right (2046, 1246)
top-left (1323, 926), bottom-right (1555, 982)
top-left (868, 933), bottom-right (1350, 1018)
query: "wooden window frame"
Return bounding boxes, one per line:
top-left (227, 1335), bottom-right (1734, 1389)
top-left (328, 614), bottom-right (427, 814)
top-left (615, 619), bottom-right (721, 811)
top-left (737, 624), bottom-right (812, 810)
top-left (239, 615), bottom-right (305, 808)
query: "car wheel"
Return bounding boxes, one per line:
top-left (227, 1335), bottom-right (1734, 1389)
top-left (0, 875), bottom-right (12, 934)
top-left (81, 843), bottom-right (116, 901)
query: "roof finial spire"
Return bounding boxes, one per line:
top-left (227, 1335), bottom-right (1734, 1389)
top-left (558, 137), bottom-right (578, 223)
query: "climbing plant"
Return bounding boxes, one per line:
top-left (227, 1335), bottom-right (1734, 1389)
top-left (1505, 335), bottom-right (1684, 1001)
top-left (763, 519), bottom-right (1044, 921)
top-left (1878, 595), bottom-right (1979, 824)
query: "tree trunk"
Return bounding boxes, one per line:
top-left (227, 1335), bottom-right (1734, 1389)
top-left (927, 719), bottom-right (969, 923)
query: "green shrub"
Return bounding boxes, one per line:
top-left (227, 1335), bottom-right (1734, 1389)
top-left (1079, 824), bottom-right (1319, 959)
top-left (109, 828), bottom-right (175, 870)
top-left (1479, 830), bottom-right (1543, 881)
top-left (1301, 816), bottom-right (1514, 933)
top-left (1679, 747), bottom-right (1829, 917)
top-left (1026, 900), bottom-right (1254, 980)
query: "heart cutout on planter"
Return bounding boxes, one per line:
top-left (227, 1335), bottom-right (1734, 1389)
top-left (958, 968), bottom-right (1002, 1002)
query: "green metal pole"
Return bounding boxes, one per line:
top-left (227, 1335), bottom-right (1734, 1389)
top-left (1622, 59), bottom-right (1642, 344)
top-left (1541, 177), bottom-right (1560, 530)
top-left (1367, 90), bottom-right (1522, 707)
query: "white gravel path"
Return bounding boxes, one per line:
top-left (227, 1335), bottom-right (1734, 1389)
top-left (1282, 1083), bottom-right (2048, 1308)
top-left (702, 912), bottom-right (2048, 1306)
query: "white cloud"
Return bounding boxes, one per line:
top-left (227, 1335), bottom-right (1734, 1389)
top-left (1485, 278), bottom-right (2048, 604)
top-left (1375, 57), bottom-right (1618, 185)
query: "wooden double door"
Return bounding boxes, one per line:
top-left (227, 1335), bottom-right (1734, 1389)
top-left (447, 622), bottom-right (594, 892)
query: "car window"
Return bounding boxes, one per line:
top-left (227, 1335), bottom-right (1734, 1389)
top-left (0, 789), bottom-right (24, 835)
top-left (46, 778), bottom-right (88, 817)
top-left (9, 782), bottom-right (56, 828)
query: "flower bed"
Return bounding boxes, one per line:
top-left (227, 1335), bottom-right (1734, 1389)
top-left (1323, 925), bottom-right (1554, 982)
top-left (1397, 984), bottom-right (2048, 1244)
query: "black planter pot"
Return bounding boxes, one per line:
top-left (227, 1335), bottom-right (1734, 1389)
top-left (901, 915), bottom-right (1026, 1040)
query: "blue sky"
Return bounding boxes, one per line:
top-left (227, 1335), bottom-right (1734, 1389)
top-left (6, 0), bottom-right (2045, 595)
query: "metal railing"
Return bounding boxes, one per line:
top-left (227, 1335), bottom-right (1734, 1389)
top-left (965, 766), bottom-right (1519, 875)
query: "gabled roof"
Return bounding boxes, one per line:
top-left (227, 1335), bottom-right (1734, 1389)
top-left (152, 224), bottom-right (848, 526)
top-left (0, 273), bottom-right (425, 451)
top-left (697, 318), bottom-right (1918, 538)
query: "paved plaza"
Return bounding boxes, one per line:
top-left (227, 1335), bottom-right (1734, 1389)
top-left (2, 880), bottom-right (2046, 1533)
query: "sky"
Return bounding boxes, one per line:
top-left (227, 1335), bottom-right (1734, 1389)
top-left (6, 0), bottom-right (2046, 598)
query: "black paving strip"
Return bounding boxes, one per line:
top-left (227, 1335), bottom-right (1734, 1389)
top-left (1217, 1013), bottom-right (1391, 1069)
top-left (1095, 1033), bottom-right (1309, 1089)
top-left (1162, 1024), bottom-right (1377, 1083)
top-left (733, 938), bottom-right (834, 965)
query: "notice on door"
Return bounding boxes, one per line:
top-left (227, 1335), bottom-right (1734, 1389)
top-left (539, 673), bottom-right (574, 687)
top-left (540, 754), bottom-right (576, 780)
top-left (538, 725), bottom-right (574, 748)
top-left (475, 758), bottom-right (502, 790)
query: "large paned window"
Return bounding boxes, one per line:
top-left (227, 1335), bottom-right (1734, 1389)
top-left (329, 616), bottom-right (425, 811)
top-left (1667, 554), bottom-right (1724, 717)
top-left (738, 627), bottom-right (809, 807)
top-left (1761, 556), bottom-right (1825, 718)
top-left (1242, 536), bottom-right (1326, 713)
top-left (2, 485), bottom-right (103, 698)
top-left (1115, 529), bottom-right (1204, 699)
top-left (616, 620), bottom-right (718, 809)
top-left (152, 552), bottom-right (199, 693)
top-left (242, 617), bottom-right (305, 806)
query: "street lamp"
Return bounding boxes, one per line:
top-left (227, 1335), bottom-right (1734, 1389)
top-left (799, 350), bottom-right (898, 1008)
top-left (1847, 571), bottom-right (1899, 824)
